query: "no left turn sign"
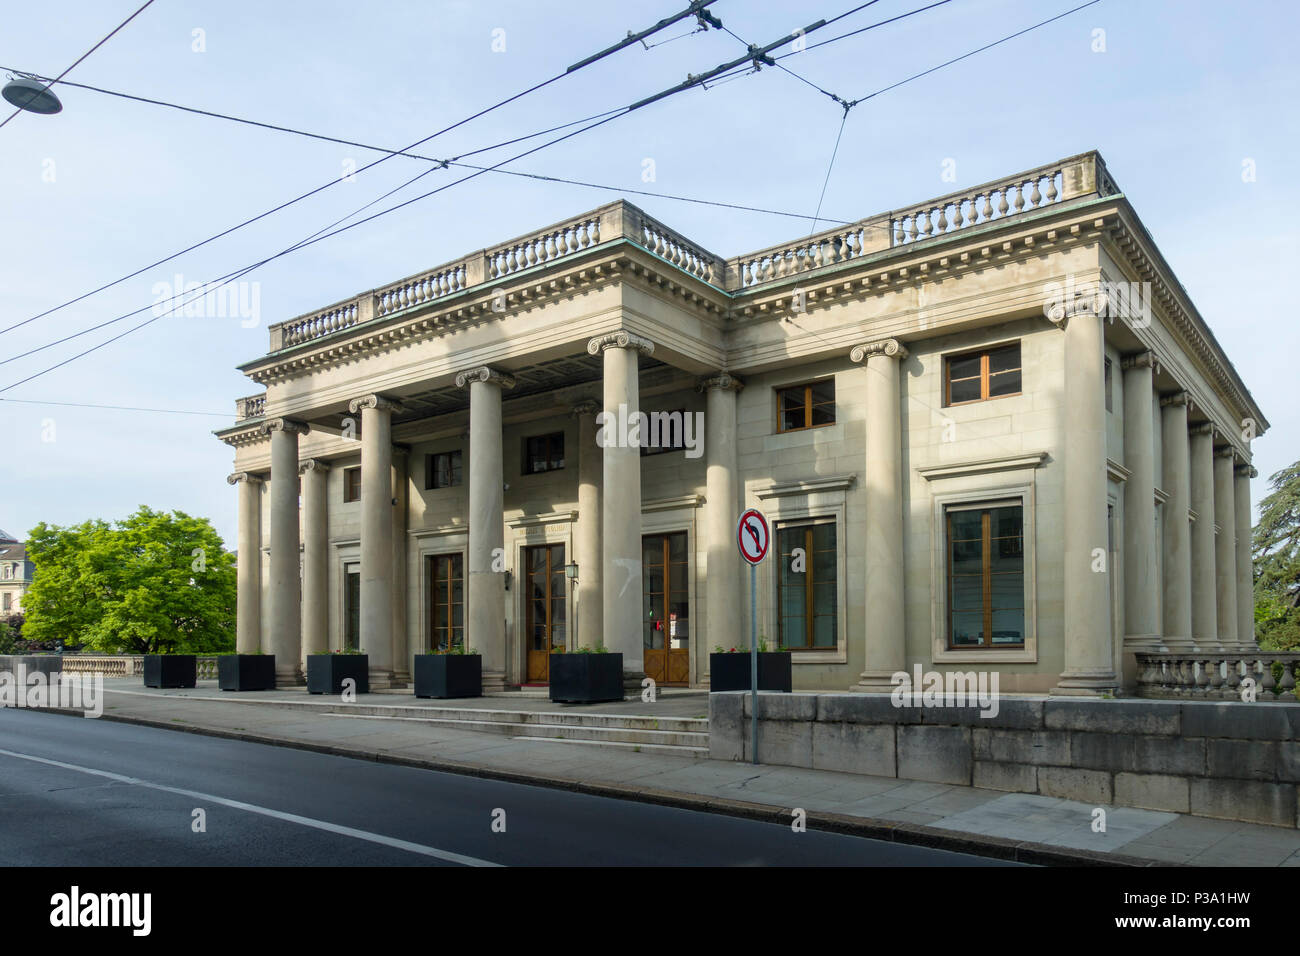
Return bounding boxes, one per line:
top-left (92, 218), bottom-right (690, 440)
top-left (737, 508), bottom-right (769, 565)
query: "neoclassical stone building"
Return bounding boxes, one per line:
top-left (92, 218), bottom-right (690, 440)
top-left (218, 151), bottom-right (1265, 695)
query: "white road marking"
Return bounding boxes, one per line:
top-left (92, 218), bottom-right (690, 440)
top-left (0, 746), bottom-right (501, 867)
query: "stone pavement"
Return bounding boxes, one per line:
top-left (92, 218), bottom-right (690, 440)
top-left (41, 678), bottom-right (1300, 866)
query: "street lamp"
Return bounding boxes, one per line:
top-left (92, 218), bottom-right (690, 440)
top-left (2, 74), bottom-right (62, 115)
top-left (564, 561), bottom-right (579, 650)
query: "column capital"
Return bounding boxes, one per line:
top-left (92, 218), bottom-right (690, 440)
top-left (298, 459), bottom-right (331, 475)
top-left (569, 398), bottom-right (600, 417)
top-left (348, 393), bottom-right (405, 415)
top-left (227, 471), bottom-right (264, 485)
top-left (454, 366), bottom-right (516, 390)
top-left (1121, 350), bottom-right (1158, 372)
top-left (1044, 287), bottom-right (1107, 327)
top-left (1160, 391), bottom-right (1192, 410)
top-left (1235, 464), bottom-right (1258, 479)
top-left (1189, 422), bottom-right (1216, 438)
top-left (1214, 446), bottom-right (1237, 460)
top-left (587, 331), bottom-right (654, 356)
top-left (850, 338), bottom-right (908, 363)
top-left (258, 417), bottom-right (309, 437)
top-left (697, 372), bottom-right (744, 393)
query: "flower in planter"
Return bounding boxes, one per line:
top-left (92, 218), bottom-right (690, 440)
top-left (326, 646), bottom-right (364, 655)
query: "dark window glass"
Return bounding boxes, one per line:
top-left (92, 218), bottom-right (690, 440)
top-left (343, 467), bottom-right (361, 503)
top-left (946, 504), bottom-right (1025, 648)
top-left (426, 450), bottom-right (462, 489)
top-left (523, 432), bottom-right (565, 474)
top-left (945, 343), bottom-right (1021, 405)
top-left (776, 522), bottom-right (837, 649)
top-left (777, 380), bottom-right (836, 433)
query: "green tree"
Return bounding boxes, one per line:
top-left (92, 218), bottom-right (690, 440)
top-left (1253, 460), bottom-right (1300, 649)
top-left (23, 507), bottom-right (236, 654)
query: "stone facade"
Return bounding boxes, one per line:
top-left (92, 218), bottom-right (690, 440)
top-left (217, 151), bottom-right (1266, 694)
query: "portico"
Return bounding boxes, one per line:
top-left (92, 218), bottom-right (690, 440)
top-left (217, 151), bottom-right (1266, 695)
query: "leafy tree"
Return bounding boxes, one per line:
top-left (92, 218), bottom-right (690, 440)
top-left (23, 507), bottom-right (236, 654)
top-left (1253, 460), bottom-right (1300, 649)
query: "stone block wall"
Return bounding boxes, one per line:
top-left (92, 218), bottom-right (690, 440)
top-left (709, 692), bottom-right (1300, 828)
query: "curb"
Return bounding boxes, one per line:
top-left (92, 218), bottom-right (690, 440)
top-left (56, 707), bottom-right (1160, 867)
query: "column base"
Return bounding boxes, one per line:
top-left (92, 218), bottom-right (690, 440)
top-left (849, 671), bottom-right (903, 694)
top-left (367, 668), bottom-right (395, 691)
top-left (274, 668), bottom-right (305, 687)
top-left (622, 670), bottom-right (647, 695)
top-left (1123, 632), bottom-right (1167, 653)
top-left (1051, 670), bottom-right (1120, 696)
top-left (482, 670), bottom-right (507, 694)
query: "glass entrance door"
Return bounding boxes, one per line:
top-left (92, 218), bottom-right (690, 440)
top-left (643, 532), bottom-right (689, 685)
top-left (525, 544), bottom-right (566, 682)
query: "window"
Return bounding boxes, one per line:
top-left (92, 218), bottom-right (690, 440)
top-left (944, 343), bottom-right (1021, 405)
top-left (777, 380), bottom-right (835, 433)
top-left (1104, 357), bottom-right (1113, 412)
top-left (777, 521), bottom-right (838, 649)
top-left (2, 593), bottom-right (9, 612)
top-left (640, 409), bottom-right (688, 456)
top-left (343, 563), bottom-right (360, 650)
top-left (523, 432), bottom-right (565, 474)
top-left (426, 450), bottom-right (462, 489)
top-left (946, 503), bottom-right (1024, 648)
top-left (343, 466), bottom-right (361, 503)
top-left (429, 553), bottom-right (464, 651)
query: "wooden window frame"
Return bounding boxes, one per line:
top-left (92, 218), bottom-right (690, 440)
top-left (522, 431), bottom-right (565, 475)
top-left (425, 450), bottom-right (462, 490)
top-left (429, 552), bottom-right (464, 652)
top-left (944, 504), bottom-right (1025, 650)
top-left (775, 379), bottom-right (836, 434)
top-left (343, 466), bottom-right (361, 503)
top-left (943, 343), bottom-right (1022, 407)
top-left (776, 520), bottom-right (837, 651)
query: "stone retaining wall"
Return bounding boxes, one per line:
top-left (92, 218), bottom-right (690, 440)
top-left (709, 692), bottom-right (1300, 828)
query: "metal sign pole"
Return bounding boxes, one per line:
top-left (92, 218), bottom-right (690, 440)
top-left (750, 562), bottom-right (758, 765)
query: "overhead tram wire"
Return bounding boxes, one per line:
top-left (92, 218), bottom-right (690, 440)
top-left (0, 397), bottom-right (227, 418)
top-left (0, 0), bottom-right (724, 338)
top-left (1, 7), bottom-right (881, 394)
top-left (0, 0), bottom-right (157, 131)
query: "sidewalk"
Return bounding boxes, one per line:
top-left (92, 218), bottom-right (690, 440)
top-left (50, 679), bottom-right (1300, 866)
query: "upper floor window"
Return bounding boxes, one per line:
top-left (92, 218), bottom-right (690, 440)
top-left (944, 343), bottom-right (1021, 406)
top-left (641, 409), bottom-right (689, 457)
top-left (1104, 357), bottom-right (1113, 412)
top-left (343, 466), bottom-right (361, 503)
top-left (426, 450), bottom-right (463, 489)
top-left (777, 379), bottom-right (835, 433)
top-left (523, 432), bottom-right (565, 475)
top-left (946, 502), bottom-right (1024, 649)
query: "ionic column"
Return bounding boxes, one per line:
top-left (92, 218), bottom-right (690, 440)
top-left (1235, 464), bottom-right (1257, 650)
top-left (391, 445), bottom-right (411, 684)
top-left (700, 373), bottom-right (744, 672)
top-left (348, 394), bottom-right (403, 689)
top-left (572, 400), bottom-right (603, 651)
top-left (1188, 423), bottom-right (1219, 651)
top-left (299, 459), bottom-right (330, 666)
top-left (226, 472), bottom-right (263, 654)
top-left (1121, 352), bottom-right (1161, 650)
top-left (1213, 447), bottom-right (1238, 649)
top-left (849, 339), bottom-right (908, 692)
top-left (589, 331), bottom-right (654, 684)
top-left (260, 418), bottom-right (309, 686)
top-left (456, 367), bottom-right (514, 690)
top-left (1160, 393), bottom-right (1193, 650)
top-left (1050, 306), bottom-right (1118, 695)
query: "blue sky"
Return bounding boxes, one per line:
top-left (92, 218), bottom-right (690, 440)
top-left (1, 0), bottom-right (1295, 545)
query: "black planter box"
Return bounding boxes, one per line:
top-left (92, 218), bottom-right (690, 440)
top-left (306, 654), bottom-right (369, 695)
top-left (218, 654), bottom-right (276, 691)
top-left (549, 653), bottom-right (624, 703)
top-left (709, 652), bottom-right (793, 692)
top-left (143, 654), bottom-right (196, 689)
top-left (413, 654), bottom-right (482, 699)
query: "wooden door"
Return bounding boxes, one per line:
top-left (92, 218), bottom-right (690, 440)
top-left (525, 544), bottom-right (566, 682)
top-left (428, 553), bottom-right (464, 651)
top-left (643, 532), bottom-right (690, 686)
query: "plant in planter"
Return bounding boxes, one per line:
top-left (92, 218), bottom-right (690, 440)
top-left (709, 639), bottom-right (792, 693)
top-left (306, 647), bottom-right (369, 695)
top-left (217, 651), bottom-right (275, 691)
top-left (549, 646), bottom-right (623, 703)
top-left (413, 645), bottom-right (482, 699)
top-left (143, 653), bottom-right (197, 689)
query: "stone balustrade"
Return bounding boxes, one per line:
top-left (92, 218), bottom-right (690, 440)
top-left (54, 655), bottom-right (221, 679)
top-left (235, 393), bottom-right (266, 421)
top-left (259, 152), bottom-right (1119, 349)
top-left (1136, 652), bottom-right (1300, 702)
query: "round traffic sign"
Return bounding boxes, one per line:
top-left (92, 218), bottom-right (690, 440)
top-left (736, 508), bottom-right (769, 565)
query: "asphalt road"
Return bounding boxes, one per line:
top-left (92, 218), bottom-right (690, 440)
top-left (0, 709), bottom-right (1018, 866)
